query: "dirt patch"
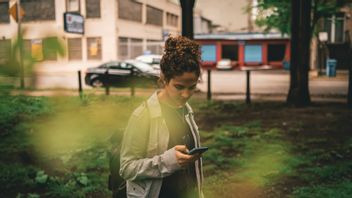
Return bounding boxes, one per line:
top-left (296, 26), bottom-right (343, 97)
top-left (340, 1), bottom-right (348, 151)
top-left (195, 101), bottom-right (352, 197)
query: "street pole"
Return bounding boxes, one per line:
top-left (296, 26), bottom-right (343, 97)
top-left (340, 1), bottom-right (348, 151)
top-left (78, 70), bottom-right (83, 99)
top-left (347, 31), bottom-right (352, 108)
top-left (207, 69), bottom-right (211, 100)
top-left (180, 0), bottom-right (195, 39)
top-left (17, 0), bottom-right (25, 89)
top-left (246, 71), bottom-right (251, 104)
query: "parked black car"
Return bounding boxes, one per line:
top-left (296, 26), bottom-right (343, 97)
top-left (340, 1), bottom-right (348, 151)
top-left (85, 60), bottom-right (160, 88)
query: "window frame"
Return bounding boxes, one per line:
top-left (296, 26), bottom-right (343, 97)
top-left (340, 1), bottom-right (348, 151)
top-left (67, 38), bottom-right (82, 60)
top-left (66, 0), bottom-right (80, 13)
top-left (0, 2), bottom-right (10, 24)
top-left (87, 37), bottom-right (102, 60)
top-left (22, 0), bottom-right (56, 22)
top-left (86, 0), bottom-right (101, 19)
top-left (0, 39), bottom-right (11, 64)
top-left (146, 5), bottom-right (163, 26)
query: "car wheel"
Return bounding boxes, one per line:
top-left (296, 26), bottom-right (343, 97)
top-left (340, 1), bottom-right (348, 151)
top-left (91, 78), bottom-right (103, 88)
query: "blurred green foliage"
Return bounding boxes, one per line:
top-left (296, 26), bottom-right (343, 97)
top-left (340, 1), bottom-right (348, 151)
top-left (0, 95), bottom-right (51, 136)
top-left (254, 0), bottom-right (347, 35)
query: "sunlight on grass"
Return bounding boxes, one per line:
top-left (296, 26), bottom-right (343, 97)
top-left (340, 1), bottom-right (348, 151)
top-left (202, 123), bottom-right (293, 197)
top-left (30, 96), bottom-right (143, 159)
top-left (234, 141), bottom-right (291, 186)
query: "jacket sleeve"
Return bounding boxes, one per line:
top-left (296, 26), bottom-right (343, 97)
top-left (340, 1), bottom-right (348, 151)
top-left (119, 105), bottom-right (181, 181)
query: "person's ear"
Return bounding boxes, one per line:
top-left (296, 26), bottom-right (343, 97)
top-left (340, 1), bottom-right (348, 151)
top-left (158, 72), bottom-right (167, 87)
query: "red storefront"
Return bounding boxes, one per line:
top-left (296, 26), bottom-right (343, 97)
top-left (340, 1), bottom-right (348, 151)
top-left (195, 33), bottom-right (291, 69)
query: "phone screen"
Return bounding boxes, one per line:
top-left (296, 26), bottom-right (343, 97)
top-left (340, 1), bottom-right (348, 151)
top-left (188, 147), bottom-right (208, 155)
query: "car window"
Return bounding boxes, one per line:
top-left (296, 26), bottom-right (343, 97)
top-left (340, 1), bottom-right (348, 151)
top-left (152, 58), bottom-right (161, 64)
top-left (106, 62), bottom-right (119, 67)
top-left (98, 64), bottom-right (107, 68)
top-left (109, 66), bottom-right (120, 69)
top-left (130, 61), bottom-right (153, 72)
top-left (119, 62), bottom-right (132, 70)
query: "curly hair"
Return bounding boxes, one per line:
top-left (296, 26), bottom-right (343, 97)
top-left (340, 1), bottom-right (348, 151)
top-left (160, 35), bottom-right (201, 82)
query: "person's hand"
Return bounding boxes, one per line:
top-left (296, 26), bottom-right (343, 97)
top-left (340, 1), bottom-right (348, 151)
top-left (174, 145), bottom-right (201, 167)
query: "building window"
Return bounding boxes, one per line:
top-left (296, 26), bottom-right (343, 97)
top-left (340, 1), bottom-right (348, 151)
top-left (118, 0), bottom-right (142, 22)
top-left (66, 0), bottom-right (80, 12)
top-left (130, 38), bottom-right (143, 58)
top-left (268, 44), bottom-right (286, 62)
top-left (146, 40), bottom-right (163, 55)
top-left (147, 5), bottom-right (163, 26)
top-left (221, 45), bottom-right (238, 61)
top-left (87, 37), bottom-right (102, 60)
top-left (43, 37), bottom-right (58, 61)
top-left (86, 0), bottom-right (100, 18)
top-left (23, 39), bottom-right (32, 59)
top-left (0, 39), bottom-right (11, 64)
top-left (323, 13), bottom-right (345, 43)
top-left (68, 38), bottom-right (82, 60)
top-left (118, 37), bottom-right (128, 60)
top-left (22, 0), bottom-right (56, 22)
top-left (201, 45), bottom-right (216, 62)
top-left (118, 37), bottom-right (143, 59)
top-left (244, 45), bottom-right (262, 63)
top-left (166, 12), bottom-right (178, 27)
top-left (22, 38), bottom-right (58, 61)
top-left (0, 2), bottom-right (10, 23)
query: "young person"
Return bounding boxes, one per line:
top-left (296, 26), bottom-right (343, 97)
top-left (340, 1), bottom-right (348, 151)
top-left (119, 35), bottom-right (204, 198)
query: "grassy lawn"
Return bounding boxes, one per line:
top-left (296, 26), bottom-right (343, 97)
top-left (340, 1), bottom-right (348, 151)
top-left (0, 94), bottom-right (351, 197)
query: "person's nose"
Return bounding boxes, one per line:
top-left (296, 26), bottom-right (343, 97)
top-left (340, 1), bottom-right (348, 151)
top-left (181, 89), bottom-right (192, 99)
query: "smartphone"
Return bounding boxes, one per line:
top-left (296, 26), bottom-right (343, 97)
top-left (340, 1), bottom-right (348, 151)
top-left (188, 147), bottom-right (208, 155)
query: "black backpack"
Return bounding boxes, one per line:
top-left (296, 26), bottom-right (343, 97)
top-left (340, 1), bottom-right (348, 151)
top-left (108, 127), bottom-right (127, 198)
top-left (108, 102), bottom-right (149, 198)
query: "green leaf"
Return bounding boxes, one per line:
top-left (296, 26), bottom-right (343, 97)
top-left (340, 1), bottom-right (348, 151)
top-left (28, 193), bottom-right (40, 198)
top-left (77, 174), bottom-right (89, 186)
top-left (35, 170), bottom-right (48, 184)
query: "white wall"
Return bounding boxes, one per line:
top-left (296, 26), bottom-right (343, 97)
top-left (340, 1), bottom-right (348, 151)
top-left (195, 0), bottom-right (250, 32)
top-left (0, 0), bottom-right (181, 74)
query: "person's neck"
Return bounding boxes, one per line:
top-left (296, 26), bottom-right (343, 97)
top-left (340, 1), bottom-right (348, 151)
top-left (157, 90), bottom-right (183, 109)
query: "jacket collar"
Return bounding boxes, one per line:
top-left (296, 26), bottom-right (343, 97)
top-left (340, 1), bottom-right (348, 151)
top-left (146, 91), bottom-right (193, 118)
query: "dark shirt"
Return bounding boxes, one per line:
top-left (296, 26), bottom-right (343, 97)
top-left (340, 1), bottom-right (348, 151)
top-left (158, 102), bottom-right (198, 198)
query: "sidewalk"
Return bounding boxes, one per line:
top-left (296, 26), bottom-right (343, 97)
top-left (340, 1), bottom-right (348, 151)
top-left (197, 69), bottom-right (348, 99)
top-left (5, 70), bottom-right (350, 103)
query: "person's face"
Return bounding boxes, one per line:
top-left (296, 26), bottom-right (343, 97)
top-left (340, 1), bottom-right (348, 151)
top-left (164, 72), bottom-right (198, 107)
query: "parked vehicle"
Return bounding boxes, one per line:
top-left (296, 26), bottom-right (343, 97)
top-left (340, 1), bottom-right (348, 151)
top-left (216, 59), bottom-right (237, 70)
top-left (135, 54), bottom-right (162, 70)
top-left (85, 60), bottom-right (160, 88)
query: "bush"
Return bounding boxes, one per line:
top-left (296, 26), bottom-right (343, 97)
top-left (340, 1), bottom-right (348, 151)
top-left (0, 96), bottom-right (51, 135)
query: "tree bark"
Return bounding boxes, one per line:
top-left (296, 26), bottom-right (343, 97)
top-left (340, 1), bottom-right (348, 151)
top-left (348, 61), bottom-right (352, 108)
top-left (287, 0), bottom-right (312, 107)
top-left (180, 0), bottom-right (195, 39)
top-left (348, 39), bottom-right (352, 107)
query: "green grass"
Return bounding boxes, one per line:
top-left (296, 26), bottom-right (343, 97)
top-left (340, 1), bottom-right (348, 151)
top-left (201, 122), bottom-right (294, 197)
top-left (292, 181), bottom-right (352, 198)
top-left (0, 94), bottom-right (145, 197)
top-left (1, 95), bottom-right (352, 197)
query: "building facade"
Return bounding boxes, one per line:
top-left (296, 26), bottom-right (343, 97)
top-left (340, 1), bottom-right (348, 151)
top-left (0, 0), bottom-right (181, 73)
top-left (195, 0), bottom-right (258, 33)
top-left (314, 4), bottom-right (352, 71)
top-left (195, 33), bottom-right (290, 69)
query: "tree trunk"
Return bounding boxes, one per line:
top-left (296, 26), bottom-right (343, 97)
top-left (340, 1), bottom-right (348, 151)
top-left (180, 0), bottom-right (195, 39)
top-left (348, 63), bottom-right (352, 108)
top-left (287, 0), bottom-right (312, 107)
top-left (345, 31), bottom-right (352, 108)
top-left (348, 43), bottom-right (352, 107)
